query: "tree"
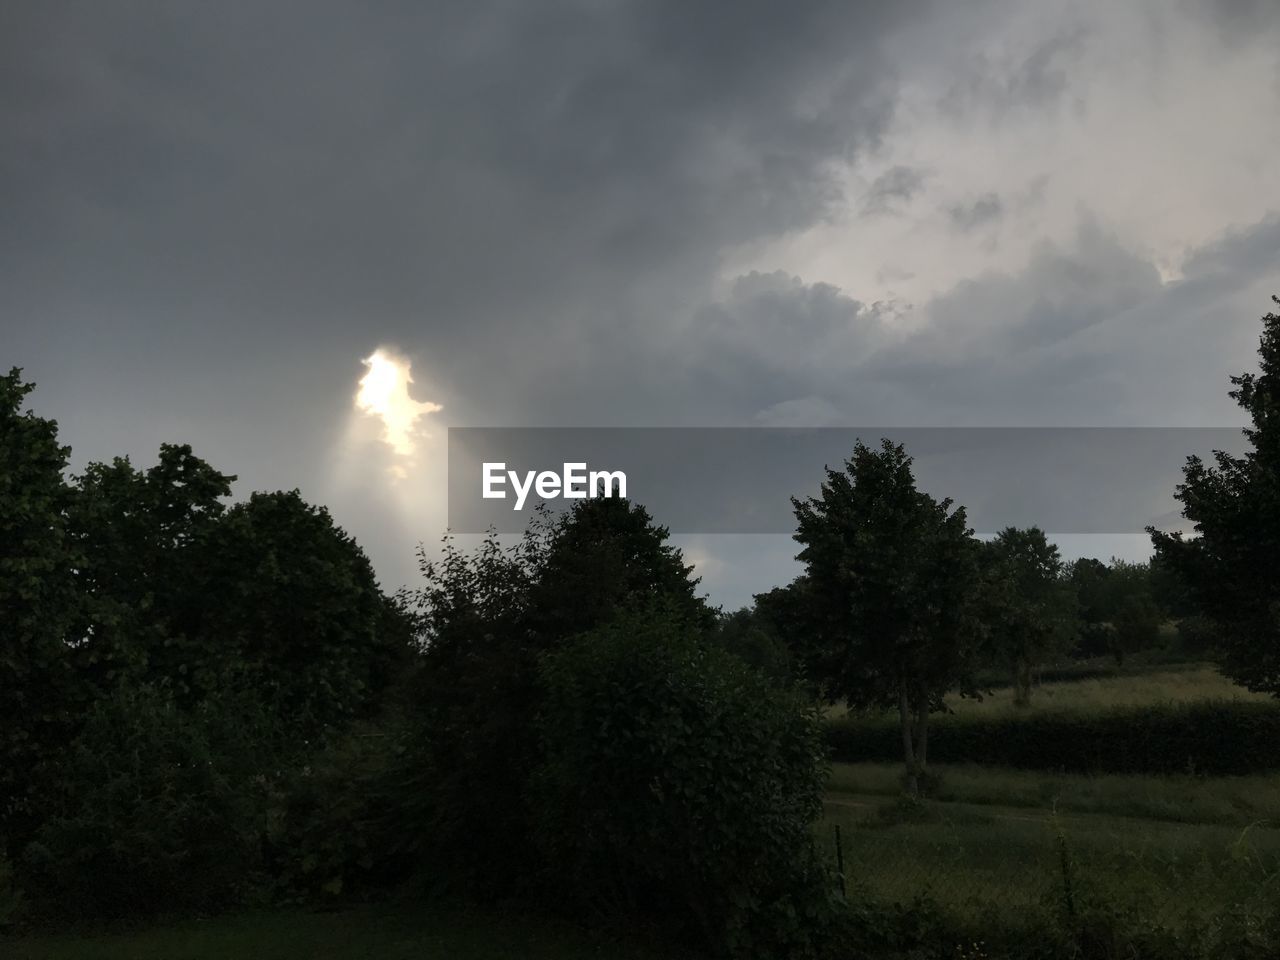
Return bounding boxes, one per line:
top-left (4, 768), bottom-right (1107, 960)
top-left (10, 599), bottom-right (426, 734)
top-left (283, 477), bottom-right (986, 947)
top-left (1152, 297), bottom-right (1280, 695)
top-left (713, 607), bottom-right (792, 683)
top-left (1068, 557), bottom-right (1165, 663)
top-left (792, 440), bottom-right (982, 797)
top-left (395, 497), bottom-right (715, 893)
top-left (393, 528), bottom-right (543, 890)
top-left (170, 489), bottom-right (410, 729)
top-left (527, 497), bottom-right (714, 641)
top-left (67, 445), bottom-right (235, 695)
top-left (982, 527), bottom-right (1076, 706)
top-left (753, 577), bottom-right (822, 691)
top-left (0, 370), bottom-right (82, 845)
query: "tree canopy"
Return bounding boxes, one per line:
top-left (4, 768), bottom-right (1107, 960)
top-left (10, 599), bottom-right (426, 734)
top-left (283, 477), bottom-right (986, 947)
top-left (792, 439), bottom-right (982, 795)
top-left (1152, 297), bottom-right (1280, 695)
top-left (0, 369), bottom-right (81, 839)
top-left (982, 527), bottom-right (1076, 706)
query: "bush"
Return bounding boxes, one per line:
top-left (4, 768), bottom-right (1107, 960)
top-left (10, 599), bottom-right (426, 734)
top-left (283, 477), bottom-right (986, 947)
top-left (826, 700), bottom-right (1280, 775)
top-left (264, 718), bottom-right (414, 904)
top-left (1176, 616), bottom-right (1223, 657)
top-left (532, 605), bottom-right (838, 959)
top-left (0, 853), bottom-right (23, 929)
top-left (18, 684), bottom-right (282, 923)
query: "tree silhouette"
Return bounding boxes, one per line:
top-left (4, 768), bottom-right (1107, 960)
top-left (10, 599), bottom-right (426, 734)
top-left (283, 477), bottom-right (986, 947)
top-left (1151, 297), bottom-right (1280, 695)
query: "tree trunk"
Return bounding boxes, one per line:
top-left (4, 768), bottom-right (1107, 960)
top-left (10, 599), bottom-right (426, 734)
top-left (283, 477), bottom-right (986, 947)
top-left (915, 704), bottom-right (929, 772)
top-left (898, 687), bottom-right (919, 798)
top-left (1013, 656), bottom-right (1033, 708)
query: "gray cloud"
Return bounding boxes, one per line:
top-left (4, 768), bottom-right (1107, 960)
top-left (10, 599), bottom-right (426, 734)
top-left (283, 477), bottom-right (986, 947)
top-left (948, 193), bottom-right (1004, 230)
top-left (939, 24), bottom-right (1088, 121)
top-left (2, 0), bottom-right (1278, 606)
top-left (859, 165), bottom-right (927, 215)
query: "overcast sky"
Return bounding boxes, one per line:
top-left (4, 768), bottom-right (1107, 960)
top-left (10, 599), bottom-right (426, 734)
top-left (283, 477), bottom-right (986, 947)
top-left (3, 0), bottom-right (1278, 607)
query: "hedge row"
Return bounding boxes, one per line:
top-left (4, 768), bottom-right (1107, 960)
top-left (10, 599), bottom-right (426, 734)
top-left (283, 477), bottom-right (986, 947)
top-left (825, 700), bottom-right (1280, 775)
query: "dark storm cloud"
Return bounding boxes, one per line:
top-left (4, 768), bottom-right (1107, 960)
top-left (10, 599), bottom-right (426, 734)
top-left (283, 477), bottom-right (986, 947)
top-left (0, 0), bottom-right (937, 447)
top-left (2, 0), bottom-right (1278, 605)
top-left (0, 0), bottom-right (936, 594)
top-left (667, 216), bottom-right (1278, 430)
top-left (678, 270), bottom-right (891, 416)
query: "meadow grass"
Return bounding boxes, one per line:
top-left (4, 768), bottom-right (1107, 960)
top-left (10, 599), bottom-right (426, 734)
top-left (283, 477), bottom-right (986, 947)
top-left (945, 665), bottom-right (1270, 718)
top-left (818, 789), bottom-right (1280, 927)
top-left (820, 663), bottom-right (1280, 925)
top-left (2, 903), bottom-right (677, 960)
top-left (826, 761), bottom-right (1280, 826)
top-left (826, 664), bottom-right (1267, 723)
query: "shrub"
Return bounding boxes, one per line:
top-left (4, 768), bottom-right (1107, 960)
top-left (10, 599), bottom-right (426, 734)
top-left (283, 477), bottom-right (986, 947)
top-left (18, 684), bottom-right (281, 922)
top-left (0, 852), bottom-right (23, 929)
top-left (1176, 616), bottom-right (1222, 657)
top-left (264, 718), bottom-right (414, 903)
top-left (532, 605), bottom-right (838, 959)
top-left (825, 700), bottom-right (1280, 775)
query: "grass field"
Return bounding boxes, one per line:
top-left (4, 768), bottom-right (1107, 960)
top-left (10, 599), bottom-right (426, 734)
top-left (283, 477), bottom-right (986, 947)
top-left (826, 761), bottom-right (1280, 825)
top-left (819, 760), bottom-right (1280, 924)
top-left (944, 665), bottom-right (1270, 718)
top-left (817, 663), bottom-right (1280, 925)
top-left (2, 904), bottom-right (677, 960)
top-left (829, 664), bottom-right (1267, 722)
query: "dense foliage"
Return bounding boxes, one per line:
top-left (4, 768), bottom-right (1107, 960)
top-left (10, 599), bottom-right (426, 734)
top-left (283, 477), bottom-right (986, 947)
top-left (0, 370), bottom-right (82, 845)
top-left (20, 684), bottom-right (280, 922)
top-left (534, 605), bottom-right (834, 958)
top-left (389, 500), bottom-right (730, 898)
top-left (1152, 297), bottom-right (1280, 696)
top-left (172, 489), bottom-right (412, 730)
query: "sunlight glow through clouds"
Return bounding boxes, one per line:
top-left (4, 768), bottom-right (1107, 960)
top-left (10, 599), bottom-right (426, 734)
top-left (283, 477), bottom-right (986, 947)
top-left (355, 349), bottom-right (442, 461)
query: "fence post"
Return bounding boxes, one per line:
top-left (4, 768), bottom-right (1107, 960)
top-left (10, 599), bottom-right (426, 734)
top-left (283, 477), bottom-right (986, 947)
top-left (835, 824), bottom-right (847, 901)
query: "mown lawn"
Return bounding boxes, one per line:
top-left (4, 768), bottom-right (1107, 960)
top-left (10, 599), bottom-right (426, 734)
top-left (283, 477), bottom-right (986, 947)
top-left (3, 903), bottom-right (679, 960)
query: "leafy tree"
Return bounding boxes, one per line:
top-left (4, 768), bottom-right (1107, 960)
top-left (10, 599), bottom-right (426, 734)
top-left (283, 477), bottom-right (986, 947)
top-left (1068, 557), bottom-right (1164, 663)
top-left (1069, 558), bottom-right (1111, 622)
top-left (397, 498), bottom-right (713, 894)
top-left (67, 445), bottom-right (235, 694)
top-left (0, 370), bottom-right (82, 846)
top-left (753, 577), bottom-right (822, 690)
top-left (713, 606), bottom-right (792, 683)
top-left (533, 604), bottom-right (834, 958)
top-left (792, 440), bottom-right (982, 797)
top-left (527, 497), bottom-right (714, 641)
top-left (982, 527), bottom-right (1076, 706)
top-left (171, 489), bottom-right (411, 729)
top-left (1152, 297), bottom-right (1280, 695)
top-left (392, 529), bottom-right (543, 891)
